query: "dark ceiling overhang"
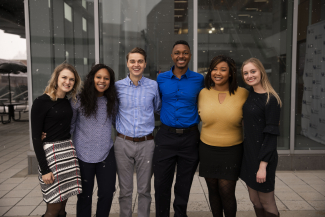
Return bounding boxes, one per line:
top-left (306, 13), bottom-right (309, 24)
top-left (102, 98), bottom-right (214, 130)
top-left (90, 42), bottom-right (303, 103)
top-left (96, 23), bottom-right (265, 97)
top-left (0, 0), bottom-right (25, 38)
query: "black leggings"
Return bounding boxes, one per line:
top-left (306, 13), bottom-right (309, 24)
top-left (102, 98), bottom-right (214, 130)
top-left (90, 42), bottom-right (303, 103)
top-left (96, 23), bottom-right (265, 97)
top-left (205, 178), bottom-right (237, 217)
top-left (44, 199), bottom-right (67, 217)
top-left (247, 185), bottom-right (278, 215)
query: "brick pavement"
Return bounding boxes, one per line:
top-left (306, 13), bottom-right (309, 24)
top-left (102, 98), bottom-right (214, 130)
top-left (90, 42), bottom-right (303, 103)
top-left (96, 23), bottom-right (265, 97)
top-left (0, 112), bottom-right (324, 216)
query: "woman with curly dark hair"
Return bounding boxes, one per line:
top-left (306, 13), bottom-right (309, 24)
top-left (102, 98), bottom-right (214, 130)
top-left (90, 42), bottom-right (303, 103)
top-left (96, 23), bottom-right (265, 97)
top-left (198, 55), bottom-right (249, 217)
top-left (71, 64), bottom-right (118, 217)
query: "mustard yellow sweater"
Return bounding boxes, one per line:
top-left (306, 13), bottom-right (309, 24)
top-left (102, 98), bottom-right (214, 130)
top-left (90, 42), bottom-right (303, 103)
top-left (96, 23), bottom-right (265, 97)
top-left (198, 87), bottom-right (249, 147)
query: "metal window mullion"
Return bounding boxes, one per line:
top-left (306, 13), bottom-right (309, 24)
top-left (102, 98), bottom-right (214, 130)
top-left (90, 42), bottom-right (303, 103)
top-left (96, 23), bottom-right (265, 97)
top-left (293, 150), bottom-right (325, 154)
top-left (193, 0), bottom-right (198, 72)
top-left (24, 0), bottom-right (33, 151)
top-left (94, 0), bottom-right (99, 64)
top-left (290, 0), bottom-right (298, 154)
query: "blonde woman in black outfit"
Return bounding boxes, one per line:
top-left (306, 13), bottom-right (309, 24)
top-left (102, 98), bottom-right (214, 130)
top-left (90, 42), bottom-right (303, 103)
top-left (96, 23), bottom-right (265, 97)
top-left (239, 58), bottom-right (282, 217)
top-left (31, 63), bottom-right (82, 217)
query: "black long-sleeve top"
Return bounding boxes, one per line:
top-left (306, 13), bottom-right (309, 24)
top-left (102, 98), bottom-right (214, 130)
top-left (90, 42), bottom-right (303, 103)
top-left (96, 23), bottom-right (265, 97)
top-left (239, 88), bottom-right (281, 192)
top-left (31, 94), bottom-right (73, 175)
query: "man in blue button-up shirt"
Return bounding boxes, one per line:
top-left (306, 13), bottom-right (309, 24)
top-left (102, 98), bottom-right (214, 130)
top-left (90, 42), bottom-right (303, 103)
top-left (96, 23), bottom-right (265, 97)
top-left (115, 47), bottom-right (161, 217)
top-left (154, 40), bottom-right (204, 217)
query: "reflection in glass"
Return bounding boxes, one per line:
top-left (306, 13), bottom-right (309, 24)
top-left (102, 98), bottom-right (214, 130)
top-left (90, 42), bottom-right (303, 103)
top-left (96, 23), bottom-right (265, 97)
top-left (197, 0), bottom-right (293, 149)
top-left (29, 0), bottom-right (95, 100)
top-left (295, 0), bottom-right (325, 150)
top-left (99, 0), bottom-right (194, 81)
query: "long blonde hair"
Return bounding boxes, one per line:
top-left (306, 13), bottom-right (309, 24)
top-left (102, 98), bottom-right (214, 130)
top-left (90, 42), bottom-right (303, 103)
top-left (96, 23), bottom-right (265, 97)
top-left (44, 63), bottom-right (82, 102)
top-left (241, 58), bottom-right (282, 107)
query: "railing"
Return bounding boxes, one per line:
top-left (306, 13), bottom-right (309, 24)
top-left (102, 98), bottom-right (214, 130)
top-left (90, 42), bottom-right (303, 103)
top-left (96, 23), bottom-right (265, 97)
top-left (12, 90), bottom-right (28, 99)
top-left (0, 92), bottom-right (13, 99)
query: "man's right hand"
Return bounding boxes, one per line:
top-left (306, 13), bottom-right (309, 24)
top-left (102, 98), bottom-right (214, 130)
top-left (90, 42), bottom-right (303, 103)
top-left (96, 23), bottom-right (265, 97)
top-left (42, 172), bottom-right (55, 185)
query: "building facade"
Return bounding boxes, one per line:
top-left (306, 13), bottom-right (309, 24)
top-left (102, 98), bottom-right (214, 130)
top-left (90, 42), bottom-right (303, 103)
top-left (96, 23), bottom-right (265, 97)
top-left (25, 0), bottom-right (325, 173)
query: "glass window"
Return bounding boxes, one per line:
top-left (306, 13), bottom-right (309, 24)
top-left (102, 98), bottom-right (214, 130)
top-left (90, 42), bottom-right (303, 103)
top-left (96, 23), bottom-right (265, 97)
top-left (197, 0), bottom-right (293, 150)
top-left (64, 3), bottom-right (72, 22)
top-left (82, 0), bottom-right (87, 9)
top-left (295, 0), bottom-right (325, 150)
top-left (82, 17), bottom-right (87, 32)
top-left (29, 0), bottom-right (95, 100)
top-left (99, 0), bottom-right (194, 81)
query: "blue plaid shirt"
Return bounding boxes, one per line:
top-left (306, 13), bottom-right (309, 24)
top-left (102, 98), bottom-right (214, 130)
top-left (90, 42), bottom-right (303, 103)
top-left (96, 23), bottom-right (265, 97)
top-left (115, 75), bottom-right (161, 137)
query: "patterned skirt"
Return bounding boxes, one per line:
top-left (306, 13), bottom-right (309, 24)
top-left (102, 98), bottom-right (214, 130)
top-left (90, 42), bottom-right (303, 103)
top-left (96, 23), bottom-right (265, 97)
top-left (38, 139), bottom-right (82, 203)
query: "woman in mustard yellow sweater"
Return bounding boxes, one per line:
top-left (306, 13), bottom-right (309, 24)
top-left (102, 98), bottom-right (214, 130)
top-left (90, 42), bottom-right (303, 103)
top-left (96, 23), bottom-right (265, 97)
top-left (198, 55), bottom-right (248, 217)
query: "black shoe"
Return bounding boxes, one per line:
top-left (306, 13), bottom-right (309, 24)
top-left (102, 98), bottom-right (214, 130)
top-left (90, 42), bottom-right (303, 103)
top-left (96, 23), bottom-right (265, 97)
top-left (58, 212), bottom-right (67, 217)
top-left (264, 211), bottom-right (280, 217)
top-left (254, 206), bottom-right (265, 217)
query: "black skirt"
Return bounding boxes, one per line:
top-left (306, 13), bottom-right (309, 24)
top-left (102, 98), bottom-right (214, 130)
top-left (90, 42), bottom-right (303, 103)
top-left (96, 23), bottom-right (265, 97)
top-left (199, 141), bottom-right (243, 181)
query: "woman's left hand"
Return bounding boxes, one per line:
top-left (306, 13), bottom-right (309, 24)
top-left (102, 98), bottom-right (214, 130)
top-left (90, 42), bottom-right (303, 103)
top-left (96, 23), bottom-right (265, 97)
top-left (256, 168), bottom-right (266, 183)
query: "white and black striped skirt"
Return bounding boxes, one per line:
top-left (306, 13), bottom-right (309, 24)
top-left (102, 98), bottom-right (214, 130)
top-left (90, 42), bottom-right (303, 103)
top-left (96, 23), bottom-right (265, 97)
top-left (38, 139), bottom-right (82, 203)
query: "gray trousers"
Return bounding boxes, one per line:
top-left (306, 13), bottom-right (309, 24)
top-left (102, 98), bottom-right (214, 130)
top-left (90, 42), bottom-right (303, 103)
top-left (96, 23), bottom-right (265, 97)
top-left (114, 136), bottom-right (155, 217)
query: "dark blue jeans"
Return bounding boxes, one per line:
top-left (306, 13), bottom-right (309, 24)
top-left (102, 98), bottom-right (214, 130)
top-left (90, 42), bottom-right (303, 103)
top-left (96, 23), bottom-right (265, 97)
top-left (77, 147), bottom-right (116, 217)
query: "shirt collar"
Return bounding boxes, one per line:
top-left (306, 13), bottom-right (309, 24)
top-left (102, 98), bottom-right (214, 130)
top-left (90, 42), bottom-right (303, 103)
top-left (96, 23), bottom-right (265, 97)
top-left (126, 74), bottom-right (145, 86)
top-left (168, 66), bottom-right (192, 79)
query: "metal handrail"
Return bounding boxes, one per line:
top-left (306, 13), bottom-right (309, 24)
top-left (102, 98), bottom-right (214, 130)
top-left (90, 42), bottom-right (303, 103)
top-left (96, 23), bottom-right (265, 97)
top-left (12, 90), bottom-right (28, 99)
top-left (0, 92), bottom-right (13, 99)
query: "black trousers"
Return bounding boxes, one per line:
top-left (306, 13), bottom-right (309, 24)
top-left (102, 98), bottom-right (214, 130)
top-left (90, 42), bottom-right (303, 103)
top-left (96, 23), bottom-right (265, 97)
top-left (77, 147), bottom-right (116, 217)
top-left (153, 126), bottom-right (200, 217)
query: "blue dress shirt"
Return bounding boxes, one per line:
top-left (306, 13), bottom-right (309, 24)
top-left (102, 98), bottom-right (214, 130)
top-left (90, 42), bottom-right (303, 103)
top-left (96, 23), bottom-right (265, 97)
top-left (115, 75), bottom-right (161, 137)
top-left (157, 66), bottom-right (204, 128)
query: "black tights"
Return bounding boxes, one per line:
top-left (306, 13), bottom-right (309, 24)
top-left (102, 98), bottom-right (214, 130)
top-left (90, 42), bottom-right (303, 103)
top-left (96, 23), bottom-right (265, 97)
top-left (247, 185), bottom-right (278, 215)
top-left (44, 199), bottom-right (67, 217)
top-left (205, 178), bottom-right (237, 217)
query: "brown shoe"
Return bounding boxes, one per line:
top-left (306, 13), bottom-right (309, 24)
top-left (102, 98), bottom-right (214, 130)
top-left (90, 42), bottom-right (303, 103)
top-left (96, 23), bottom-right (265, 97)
top-left (254, 206), bottom-right (265, 217)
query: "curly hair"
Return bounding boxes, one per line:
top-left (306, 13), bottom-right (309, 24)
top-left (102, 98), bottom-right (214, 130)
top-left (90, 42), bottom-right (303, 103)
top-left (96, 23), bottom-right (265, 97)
top-left (204, 55), bottom-right (238, 95)
top-left (79, 64), bottom-right (118, 118)
top-left (173, 40), bottom-right (190, 50)
top-left (44, 63), bottom-right (82, 102)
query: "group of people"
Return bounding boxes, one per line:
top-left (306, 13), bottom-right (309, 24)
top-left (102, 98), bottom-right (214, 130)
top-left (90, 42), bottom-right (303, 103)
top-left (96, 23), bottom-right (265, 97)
top-left (31, 40), bottom-right (281, 217)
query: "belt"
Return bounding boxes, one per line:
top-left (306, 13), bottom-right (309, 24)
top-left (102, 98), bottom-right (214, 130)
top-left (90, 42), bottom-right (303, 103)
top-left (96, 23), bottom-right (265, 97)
top-left (161, 123), bottom-right (198, 134)
top-left (117, 132), bottom-right (154, 142)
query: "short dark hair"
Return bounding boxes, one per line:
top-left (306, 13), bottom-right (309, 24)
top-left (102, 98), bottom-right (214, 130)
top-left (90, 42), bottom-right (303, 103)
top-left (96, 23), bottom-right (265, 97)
top-left (126, 47), bottom-right (147, 62)
top-left (204, 55), bottom-right (238, 95)
top-left (172, 40), bottom-right (190, 50)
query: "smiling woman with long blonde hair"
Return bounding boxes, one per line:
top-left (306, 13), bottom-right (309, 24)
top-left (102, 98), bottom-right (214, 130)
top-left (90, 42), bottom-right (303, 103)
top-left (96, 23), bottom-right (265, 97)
top-left (239, 58), bottom-right (281, 217)
top-left (31, 63), bottom-right (82, 217)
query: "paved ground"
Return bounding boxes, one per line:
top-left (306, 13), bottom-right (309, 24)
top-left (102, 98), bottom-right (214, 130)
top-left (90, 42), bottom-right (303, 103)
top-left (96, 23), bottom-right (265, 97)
top-left (0, 112), bottom-right (325, 216)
